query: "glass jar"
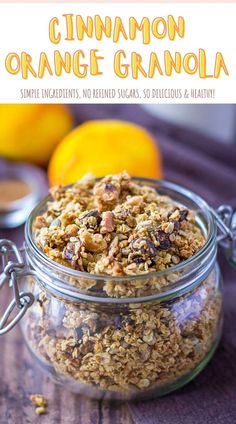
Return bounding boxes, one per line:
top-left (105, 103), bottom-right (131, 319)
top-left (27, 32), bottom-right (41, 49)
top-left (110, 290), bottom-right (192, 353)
top-left (0, 179), bottom-right (235, 401)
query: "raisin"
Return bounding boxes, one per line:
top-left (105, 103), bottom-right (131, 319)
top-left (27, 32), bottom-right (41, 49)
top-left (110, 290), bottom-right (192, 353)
top-left (81, 210), bottom-right (102, 229)
top-left (154, 230), bottom-right (171, 250)
top-left (132, 237), bottom-right (157, 258)
top-left (133, 256), bottom-right (145, 264)
top-left (173, 220), bottom-right (180, 231)
top-left (63, 243), bottom-right (75, 260)
top-left (105, 182), bottom-right (116, 192)
top-left (75, 327), bottom-right (84, 340)
top-left (179, 209), bottom-right (189, 221)
top-left (114, 315), bottom-right (122, 330)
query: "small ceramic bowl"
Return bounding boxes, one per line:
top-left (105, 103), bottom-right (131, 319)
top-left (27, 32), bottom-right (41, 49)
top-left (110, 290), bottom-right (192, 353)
top-left (0, 159), bottom-right (48, 229)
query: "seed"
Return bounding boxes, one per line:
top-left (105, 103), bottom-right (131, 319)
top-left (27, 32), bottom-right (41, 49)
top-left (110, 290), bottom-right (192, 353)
top-left (165, 222), bottom-right (174, 234)
top-left (63, 240), bottom-right (81, 261)
top-left (50, 218), bottom-right (61, 228)
top-left (172, 255), bottom-right (180, 264)
top-left (70, 237), bottom-right (79, 242)
top-left (63, 243), bottom-right (75, 260)
top-left (132, 237), bottom-right (157, 258)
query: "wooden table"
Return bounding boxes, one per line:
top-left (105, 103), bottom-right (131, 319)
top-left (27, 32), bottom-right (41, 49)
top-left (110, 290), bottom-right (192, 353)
top-left (0, 227), bottom-right (133, 424)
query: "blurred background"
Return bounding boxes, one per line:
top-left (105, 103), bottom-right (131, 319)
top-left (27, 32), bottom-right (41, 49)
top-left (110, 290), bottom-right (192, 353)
top-left (142, 105), bottom-right (236, 144)
top-left (0, 103), bottom-right (236, 230)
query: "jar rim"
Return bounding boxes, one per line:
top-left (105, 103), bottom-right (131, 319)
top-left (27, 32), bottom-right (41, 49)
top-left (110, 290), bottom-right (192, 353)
top-left (25, 177), bottom-right (216, 283)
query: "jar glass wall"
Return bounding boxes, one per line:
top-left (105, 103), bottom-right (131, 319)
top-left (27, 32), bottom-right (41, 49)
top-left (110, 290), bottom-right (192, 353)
top-left (21, 266), bottom-right (222, 401)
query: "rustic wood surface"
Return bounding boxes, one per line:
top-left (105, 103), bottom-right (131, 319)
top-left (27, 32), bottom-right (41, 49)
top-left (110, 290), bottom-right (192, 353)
top-left (0, 226), bottom-right (133, 424)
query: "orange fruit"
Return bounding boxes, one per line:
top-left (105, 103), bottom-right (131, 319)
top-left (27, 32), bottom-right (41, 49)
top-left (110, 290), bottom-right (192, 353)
top-left (0, 104), bottom-right (73, 166)
top-left (48, 120), bottom-right (162, 185)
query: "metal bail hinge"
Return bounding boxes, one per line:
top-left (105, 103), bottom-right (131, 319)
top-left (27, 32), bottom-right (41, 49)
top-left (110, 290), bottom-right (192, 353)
top-left (0, 239), bottom-right (34, 336)
top-left (212, 205), bottom-right (236, 267)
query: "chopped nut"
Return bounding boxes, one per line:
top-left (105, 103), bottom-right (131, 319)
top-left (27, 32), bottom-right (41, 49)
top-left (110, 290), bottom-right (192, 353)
top-left (64, 224), bottom-right (79, 238)
top-left (63, 240), bottom-right (82, 265)
top-left (101, 211), bottom-right (115, 233)
top-left (34, 216), bottom-right (48, 229)
top-left (82, 231), bottom-right (107, 253)
top-left (49, 185), bottom-right (66, 200)
top-left (94, 180), bottom-right (120, 207)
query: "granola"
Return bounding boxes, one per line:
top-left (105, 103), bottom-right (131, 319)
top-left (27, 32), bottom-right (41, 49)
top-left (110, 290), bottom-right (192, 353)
top-left (33, 172), bottom-right (205, 297)
top-left (24, 272), bottom-right (221, 397)
top-left (24, 173), bottom-right (222, 398)
top-left (30, 394), bottom-right (48, 415)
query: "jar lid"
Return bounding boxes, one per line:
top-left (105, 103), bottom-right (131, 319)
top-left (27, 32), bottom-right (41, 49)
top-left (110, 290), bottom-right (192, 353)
top-left (0, 159), bottom-right (48, 229)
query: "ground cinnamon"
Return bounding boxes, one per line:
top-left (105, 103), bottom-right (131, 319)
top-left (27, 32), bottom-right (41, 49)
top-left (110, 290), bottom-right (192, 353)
top-left (0, 179), bottom-right (31, 206)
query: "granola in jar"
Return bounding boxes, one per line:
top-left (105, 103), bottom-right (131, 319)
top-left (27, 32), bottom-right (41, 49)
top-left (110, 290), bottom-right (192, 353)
top-left (33, 171), bottom-right (205, 297)
top-left (22, 173), bottom-right (222, 399)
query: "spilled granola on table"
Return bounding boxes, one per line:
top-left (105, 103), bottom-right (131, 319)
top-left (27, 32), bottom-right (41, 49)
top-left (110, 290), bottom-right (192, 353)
top-left (29, 393), bottom-right (48, 415)
top-left (23, 172), bottom-right (222, 398)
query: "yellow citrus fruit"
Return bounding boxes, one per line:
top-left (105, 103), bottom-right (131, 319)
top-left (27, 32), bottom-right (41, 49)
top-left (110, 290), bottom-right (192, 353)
top-left (48, 120), bottom-right (162, 186)
top-left (0, 104), bottom-right (73, 166)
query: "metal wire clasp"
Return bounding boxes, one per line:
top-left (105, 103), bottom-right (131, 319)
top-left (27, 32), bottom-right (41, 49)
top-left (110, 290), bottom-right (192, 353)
top-left (0, 239), bottom-right (34, 336)
top-left (212, 205), bottom-right (236, 266)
